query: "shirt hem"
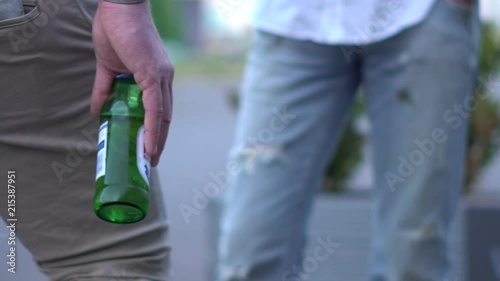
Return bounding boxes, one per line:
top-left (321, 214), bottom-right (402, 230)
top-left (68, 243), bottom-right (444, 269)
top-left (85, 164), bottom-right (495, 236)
top-left (251, 0), bottom-right (436, 46)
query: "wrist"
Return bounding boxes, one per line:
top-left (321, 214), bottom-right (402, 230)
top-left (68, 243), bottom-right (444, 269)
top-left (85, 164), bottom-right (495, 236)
top-left (98, 0), bottom-right (151, 17)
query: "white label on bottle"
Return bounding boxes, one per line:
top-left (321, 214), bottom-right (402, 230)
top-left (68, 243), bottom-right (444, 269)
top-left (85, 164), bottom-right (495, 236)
top-left (95, 121), bottom-right (108, 181)
top-left (137, 126), bottom-right (151, 186)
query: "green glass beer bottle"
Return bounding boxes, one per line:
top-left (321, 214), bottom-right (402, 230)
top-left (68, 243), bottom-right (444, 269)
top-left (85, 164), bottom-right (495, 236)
top-left (94, 74), bottom-right (151, 224)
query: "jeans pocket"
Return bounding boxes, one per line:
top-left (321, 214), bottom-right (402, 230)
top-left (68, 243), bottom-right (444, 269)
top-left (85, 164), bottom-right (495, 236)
top-left (0, 0), bottom-right (40, 29)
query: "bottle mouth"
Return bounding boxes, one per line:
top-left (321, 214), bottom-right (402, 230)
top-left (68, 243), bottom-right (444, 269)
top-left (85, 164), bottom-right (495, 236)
top-left (94, 184), bottom-right (149, 224)
top-left (96, 202), bottom-right (146, 224)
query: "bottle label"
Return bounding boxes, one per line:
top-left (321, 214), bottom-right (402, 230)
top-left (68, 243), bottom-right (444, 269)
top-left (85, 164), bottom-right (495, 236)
top-left (95, 121), bottom-right (108, 181)
top-left (137, 126), bottom-right (151, 186)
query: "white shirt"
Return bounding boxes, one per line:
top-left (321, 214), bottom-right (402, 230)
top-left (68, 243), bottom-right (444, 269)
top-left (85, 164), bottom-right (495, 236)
top-left (251, 0), bottom-right (436, 45)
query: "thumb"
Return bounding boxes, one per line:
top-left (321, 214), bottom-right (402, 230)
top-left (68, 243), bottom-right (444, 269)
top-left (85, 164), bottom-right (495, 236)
top-left (91, 63), bottom-right (115, 116)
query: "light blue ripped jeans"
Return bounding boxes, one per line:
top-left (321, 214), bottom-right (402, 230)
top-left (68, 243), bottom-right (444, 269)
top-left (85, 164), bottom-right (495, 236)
top-left (216, 1), bottom-right (480, 281)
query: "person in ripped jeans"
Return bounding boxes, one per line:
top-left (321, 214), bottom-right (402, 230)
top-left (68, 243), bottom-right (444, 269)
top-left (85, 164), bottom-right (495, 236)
top-left (216, 0), bottom-right (480, 281)
top-left (0, 0), bottom-right (173, 280)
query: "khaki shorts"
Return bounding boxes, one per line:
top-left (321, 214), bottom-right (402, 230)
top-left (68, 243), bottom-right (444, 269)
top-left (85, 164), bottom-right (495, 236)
top-left (0, 0), bottom-right (170, 280)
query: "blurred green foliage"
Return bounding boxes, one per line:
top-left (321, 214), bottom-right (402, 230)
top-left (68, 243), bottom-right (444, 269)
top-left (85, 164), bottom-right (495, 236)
top-left (151, 0), bottom-right (184, 42)
top-left (479, 23), bottom-right (500, 75)
top-left (324, 22), bottom-right (500, 194)
top-left (464, 23), bottom-right (500, 192)
top-left (323, 110), bottom-right (364, 193)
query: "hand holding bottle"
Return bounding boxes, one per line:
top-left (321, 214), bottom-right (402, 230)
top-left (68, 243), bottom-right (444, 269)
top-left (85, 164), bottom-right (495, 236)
top-left (90, 0), bottom-right (173, 167)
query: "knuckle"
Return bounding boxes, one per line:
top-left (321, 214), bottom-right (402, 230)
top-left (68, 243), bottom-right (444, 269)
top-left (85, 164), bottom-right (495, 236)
top-left (169, 66), bottom-right (175, 78)
top-left (154, 107), bottom-right (164, 117)
top-left (160, 63), bottom-right (174, 77)
top-left (150, 129), bottom-right (161, 137)
top-left (158, 64), bottom-right (168, 72)
top-left (148, 131), bottom-right (161, 141)
top-left (162, 115), bottom-right (172, 124)
top-left (138, 74), bottom-right (159, 89)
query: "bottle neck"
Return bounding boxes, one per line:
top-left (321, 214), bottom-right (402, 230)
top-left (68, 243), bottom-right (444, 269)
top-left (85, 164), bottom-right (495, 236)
top-left (113, 80), bottom-right (142, 101)
top-left (108, 79), bottom-right (145, 118)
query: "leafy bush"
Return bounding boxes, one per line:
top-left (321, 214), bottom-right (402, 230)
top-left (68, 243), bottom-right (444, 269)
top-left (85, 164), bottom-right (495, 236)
top-left (464, 23), bottom-right (500, 192)
top-left (324, 23), bottom-right (500, 194)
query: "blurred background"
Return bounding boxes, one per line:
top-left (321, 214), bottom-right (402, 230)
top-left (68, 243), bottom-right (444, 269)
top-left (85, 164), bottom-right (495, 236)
top-left (1, 0), bottom-right (500, 280)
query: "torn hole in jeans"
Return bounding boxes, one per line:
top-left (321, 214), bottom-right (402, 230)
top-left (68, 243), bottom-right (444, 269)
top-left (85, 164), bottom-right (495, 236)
top-left (230, 143), bottom-right (285, 174)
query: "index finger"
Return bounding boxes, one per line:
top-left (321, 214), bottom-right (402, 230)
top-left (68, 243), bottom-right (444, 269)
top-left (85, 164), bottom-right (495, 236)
top-left (91, 63), bottom-right (115, 115)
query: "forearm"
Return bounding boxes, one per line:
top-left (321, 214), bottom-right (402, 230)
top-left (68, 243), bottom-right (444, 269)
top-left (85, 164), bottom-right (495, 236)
top-left (97, 0), bottom-right (153, 26)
